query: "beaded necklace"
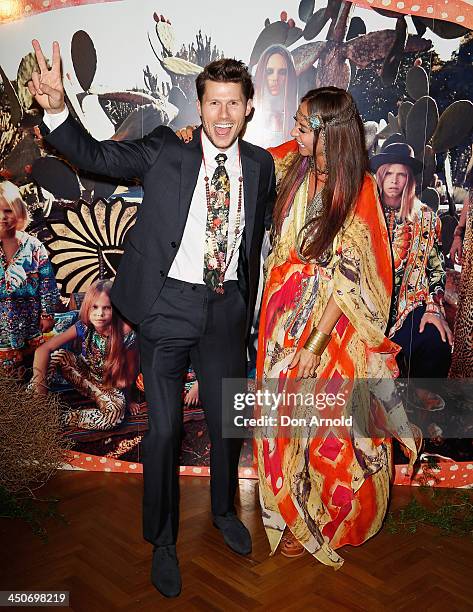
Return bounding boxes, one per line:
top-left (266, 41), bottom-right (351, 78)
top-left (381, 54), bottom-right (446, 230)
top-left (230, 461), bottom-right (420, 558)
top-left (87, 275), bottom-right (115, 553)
top-left (382, 202), bottom-right (399, 240)
top-left (202, 133), bottom-right (243, 294)
top-left (296, 170), bottom-right (331, 264)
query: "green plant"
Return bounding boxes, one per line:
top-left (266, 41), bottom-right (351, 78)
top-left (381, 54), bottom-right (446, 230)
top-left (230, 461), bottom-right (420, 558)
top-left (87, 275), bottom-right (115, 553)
top-left (0, 485), bottom-right (66, 541)
top-left (386, 488), bottom-right (473, 537)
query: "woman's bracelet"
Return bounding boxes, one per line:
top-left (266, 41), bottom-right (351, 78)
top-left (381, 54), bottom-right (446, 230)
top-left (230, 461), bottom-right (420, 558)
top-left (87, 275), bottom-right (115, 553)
top-left (304, 328), bottom-right (332, 356)
top-left (425, 303), bottom-right (444, 319)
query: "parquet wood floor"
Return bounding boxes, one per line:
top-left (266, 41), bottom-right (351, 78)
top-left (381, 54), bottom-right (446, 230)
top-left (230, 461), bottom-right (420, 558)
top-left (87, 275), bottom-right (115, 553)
top-left (1, 472), bottom-right (472, 611)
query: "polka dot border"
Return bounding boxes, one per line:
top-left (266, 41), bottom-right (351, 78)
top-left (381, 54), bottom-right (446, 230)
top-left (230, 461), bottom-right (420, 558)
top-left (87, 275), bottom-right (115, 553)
top-left (0, 0), bottom-right (471, 30)
top-left (61, 451), bottom-right (473, 488)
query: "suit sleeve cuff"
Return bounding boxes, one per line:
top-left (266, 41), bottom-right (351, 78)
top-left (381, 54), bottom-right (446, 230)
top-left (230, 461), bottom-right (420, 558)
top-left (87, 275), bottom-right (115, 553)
top-left (42, 107), bottom-right (69, 132)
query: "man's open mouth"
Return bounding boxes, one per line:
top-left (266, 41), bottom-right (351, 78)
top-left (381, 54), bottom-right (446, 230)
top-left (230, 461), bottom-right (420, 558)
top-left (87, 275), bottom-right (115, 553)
top-left (214, 123), bottom-right (233, 136)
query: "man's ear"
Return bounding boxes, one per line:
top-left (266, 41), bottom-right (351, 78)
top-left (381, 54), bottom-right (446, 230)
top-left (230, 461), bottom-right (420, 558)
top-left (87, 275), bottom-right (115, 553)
top-left (245, 98), bottom-right (253, 117)
top-left (196, 99), bottom-right (202, 118)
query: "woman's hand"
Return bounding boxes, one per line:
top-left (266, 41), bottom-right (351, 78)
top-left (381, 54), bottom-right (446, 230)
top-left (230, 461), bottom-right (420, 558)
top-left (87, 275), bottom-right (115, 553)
top-left (289, 348), bottom-right (321, 379)
top-left (419, 312), bottom-right (453, 345)
top-left (175, 126), bottom-right (196, 143)
top-left (129, 401), bottom-right (145, 416)
top-left (184, 382), bottom-right (199, 406)
top-left (449, 235), bottom-right (463, 265)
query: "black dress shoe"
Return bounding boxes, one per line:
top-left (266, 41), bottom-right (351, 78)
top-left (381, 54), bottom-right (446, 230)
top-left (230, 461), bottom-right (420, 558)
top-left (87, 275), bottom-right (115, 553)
top-left (213, 513), bottom-right (252, 555)
top-left (151, 545), bottom-right (181, 598)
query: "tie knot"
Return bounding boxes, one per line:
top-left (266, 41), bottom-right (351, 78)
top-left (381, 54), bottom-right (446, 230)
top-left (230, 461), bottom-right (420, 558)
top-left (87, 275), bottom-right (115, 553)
top-left (215, 153), bottom-right (227, 166)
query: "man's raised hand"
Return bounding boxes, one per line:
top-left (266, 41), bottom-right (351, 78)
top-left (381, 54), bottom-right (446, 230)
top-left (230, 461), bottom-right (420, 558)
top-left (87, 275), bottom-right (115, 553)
top-left (28, 40), bottom-right (65, 114)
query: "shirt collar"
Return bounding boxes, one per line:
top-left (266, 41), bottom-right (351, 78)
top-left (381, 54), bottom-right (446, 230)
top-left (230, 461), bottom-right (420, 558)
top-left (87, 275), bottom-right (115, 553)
top-left (201, 130), bottom-right (239, 166)
top-left (16, 231), bottom-right (27, 245)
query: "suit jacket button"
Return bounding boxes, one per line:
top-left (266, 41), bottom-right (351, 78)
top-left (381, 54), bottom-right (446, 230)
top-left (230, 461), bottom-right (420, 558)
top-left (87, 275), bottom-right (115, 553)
top-left (171, 241), bottom-right (177, 248)
top-left (160, 270), bottom-right (164, 277)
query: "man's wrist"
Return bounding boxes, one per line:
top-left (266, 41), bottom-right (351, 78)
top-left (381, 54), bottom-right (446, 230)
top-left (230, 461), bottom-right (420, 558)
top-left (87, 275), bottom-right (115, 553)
top-left (424, 303), bottom-right (445, 319)
top-left (45, 105), bottom-right (66, 115)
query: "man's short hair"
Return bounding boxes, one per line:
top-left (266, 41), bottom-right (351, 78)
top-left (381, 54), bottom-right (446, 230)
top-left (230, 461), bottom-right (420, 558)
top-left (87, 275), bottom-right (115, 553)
top-left (195, 58), bottom-right (254, 102)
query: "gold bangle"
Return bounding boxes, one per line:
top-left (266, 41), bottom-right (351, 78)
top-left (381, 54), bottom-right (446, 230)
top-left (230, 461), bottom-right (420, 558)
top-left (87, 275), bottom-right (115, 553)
top-left (304, 329), bottom-right (331, 356)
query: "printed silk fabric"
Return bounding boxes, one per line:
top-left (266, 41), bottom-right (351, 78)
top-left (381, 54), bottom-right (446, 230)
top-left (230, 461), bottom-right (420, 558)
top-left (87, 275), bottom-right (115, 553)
top-left (0, 231), bottom-right (58, 351)
top-left (386, 199), bottom-right (446, 335)
top-left (255, 140), bottom-right (417, 568)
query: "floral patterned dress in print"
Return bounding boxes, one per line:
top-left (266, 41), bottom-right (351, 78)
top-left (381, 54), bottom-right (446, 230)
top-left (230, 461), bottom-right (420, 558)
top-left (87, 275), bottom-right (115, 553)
top-left (0, 231), bottom-right (58, 364)
top-left (48, 321), bottom-right (136, 431)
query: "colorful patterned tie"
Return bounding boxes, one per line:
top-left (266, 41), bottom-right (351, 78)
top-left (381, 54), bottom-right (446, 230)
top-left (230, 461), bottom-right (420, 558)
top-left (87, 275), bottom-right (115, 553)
top-left (203, 153), bottom-right (230, 292)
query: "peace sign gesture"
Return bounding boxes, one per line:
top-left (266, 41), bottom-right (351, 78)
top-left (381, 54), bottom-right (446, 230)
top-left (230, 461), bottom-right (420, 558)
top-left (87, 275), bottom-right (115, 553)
top-left (27, 39), bottom-right (65, 114)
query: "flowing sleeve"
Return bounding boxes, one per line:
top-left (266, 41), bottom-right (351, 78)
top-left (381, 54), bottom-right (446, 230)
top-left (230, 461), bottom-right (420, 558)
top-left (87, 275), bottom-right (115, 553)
top-left (37, 241), bottom-right (59, 314)
top-left (267, 139), bottom-right (298, 189)
top-left (425, 213), bottom-right (446, 316)
top-left (331, 175), bottom-right (418, 469)
top-left (331, 174), bottom-right (397, 356)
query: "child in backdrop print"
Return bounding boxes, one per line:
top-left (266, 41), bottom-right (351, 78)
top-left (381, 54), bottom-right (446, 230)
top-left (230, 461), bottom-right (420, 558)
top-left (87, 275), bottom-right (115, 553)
top-left (31, 279), bottom-right (138, 430)
top-left (0, 181), bottom-right (59, 370)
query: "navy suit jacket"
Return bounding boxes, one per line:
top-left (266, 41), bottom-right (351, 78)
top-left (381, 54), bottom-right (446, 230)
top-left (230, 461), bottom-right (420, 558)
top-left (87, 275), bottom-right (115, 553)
top-left (41, 118), bottom-right (276, 332)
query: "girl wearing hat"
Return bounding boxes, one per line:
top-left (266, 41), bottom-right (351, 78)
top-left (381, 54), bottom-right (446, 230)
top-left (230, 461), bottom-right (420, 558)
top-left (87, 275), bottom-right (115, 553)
top-left (371, 143), bottom-right (453, 379)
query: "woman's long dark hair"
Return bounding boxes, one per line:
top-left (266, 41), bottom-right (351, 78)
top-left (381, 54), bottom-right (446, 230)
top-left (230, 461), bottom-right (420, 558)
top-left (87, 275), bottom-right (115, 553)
top-left (273, 87), bottom-right (368, 261)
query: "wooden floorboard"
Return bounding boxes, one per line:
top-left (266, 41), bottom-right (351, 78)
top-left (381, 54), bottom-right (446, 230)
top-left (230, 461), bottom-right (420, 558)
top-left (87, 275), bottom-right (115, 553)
top-left (1, 472), bottom-right (472, 611)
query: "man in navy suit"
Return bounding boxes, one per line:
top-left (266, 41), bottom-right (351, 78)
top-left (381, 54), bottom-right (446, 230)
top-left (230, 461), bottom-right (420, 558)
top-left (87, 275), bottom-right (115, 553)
top-left (29, 40), bottom-right (275, 597)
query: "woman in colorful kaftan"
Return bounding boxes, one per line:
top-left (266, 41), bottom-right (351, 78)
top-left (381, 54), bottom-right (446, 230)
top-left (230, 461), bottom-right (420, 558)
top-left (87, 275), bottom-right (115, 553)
top-left (255, 88), bottom-right (417, 568)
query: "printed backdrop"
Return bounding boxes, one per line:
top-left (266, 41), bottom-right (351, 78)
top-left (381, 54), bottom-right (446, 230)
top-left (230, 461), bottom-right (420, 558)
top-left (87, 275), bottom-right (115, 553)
top-left (0, 0), bottom-right (472, 483)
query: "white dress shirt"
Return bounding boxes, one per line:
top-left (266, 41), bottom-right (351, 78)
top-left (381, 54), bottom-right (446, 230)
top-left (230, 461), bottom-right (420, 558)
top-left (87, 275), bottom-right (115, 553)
top-left (43, 110), bottom-right (245, 284)
top-left (169, 130), bottom-right (245, 283)
top-left (43, 107), bottom-right (69, 131)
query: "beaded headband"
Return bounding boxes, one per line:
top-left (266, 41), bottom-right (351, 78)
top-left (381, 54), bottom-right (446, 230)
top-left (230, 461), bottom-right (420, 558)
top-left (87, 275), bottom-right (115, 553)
top-left (296, 102), bottom-right (358, 132)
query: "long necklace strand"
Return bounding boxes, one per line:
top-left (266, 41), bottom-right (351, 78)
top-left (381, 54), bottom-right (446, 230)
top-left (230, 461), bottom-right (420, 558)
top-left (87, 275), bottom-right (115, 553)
top-left (202, 138), bottom-right (243, 294)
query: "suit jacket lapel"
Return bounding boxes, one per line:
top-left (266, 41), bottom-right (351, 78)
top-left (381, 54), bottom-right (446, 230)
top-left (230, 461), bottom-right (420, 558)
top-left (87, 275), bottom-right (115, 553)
top-left (178, 126), bottom-right (203, 227)
top-left (240, 139), bottom-right (260, 257)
